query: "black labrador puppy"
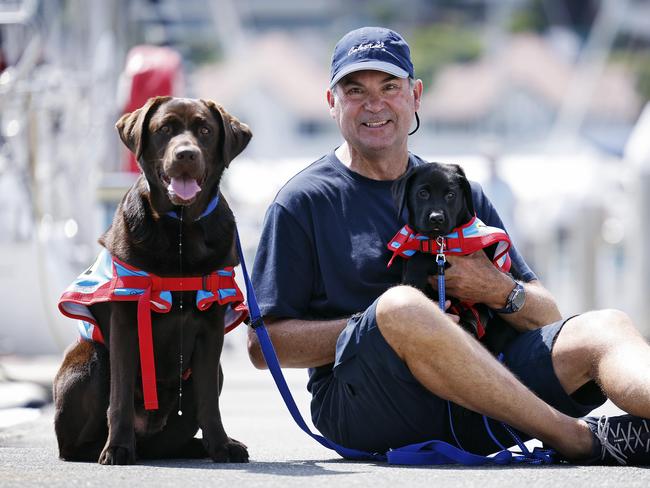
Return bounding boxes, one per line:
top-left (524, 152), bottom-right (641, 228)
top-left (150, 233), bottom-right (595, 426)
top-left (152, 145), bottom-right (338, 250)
top-left (53, 97), bottom-right (251, 464)
top-left (391, 162), bottom-right (514, 349)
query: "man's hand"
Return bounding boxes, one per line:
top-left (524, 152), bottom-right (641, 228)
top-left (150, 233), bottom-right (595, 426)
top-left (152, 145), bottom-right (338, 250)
top-left (428, 251), bottom-right (562, 331)
top-left (427, 252), bottom-right (513, 309)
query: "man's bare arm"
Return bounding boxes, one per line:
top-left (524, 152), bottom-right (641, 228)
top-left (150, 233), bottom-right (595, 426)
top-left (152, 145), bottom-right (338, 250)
top-left (247, 316), bottom-right (349, 369)
top-left (494, 279), bottom-right (561, 331)
top-left (430, 252), bottom-right (561, 332)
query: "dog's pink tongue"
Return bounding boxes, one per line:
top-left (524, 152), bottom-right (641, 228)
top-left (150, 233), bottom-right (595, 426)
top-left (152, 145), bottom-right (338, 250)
top-left (169, 177), bottom-right (201, 201)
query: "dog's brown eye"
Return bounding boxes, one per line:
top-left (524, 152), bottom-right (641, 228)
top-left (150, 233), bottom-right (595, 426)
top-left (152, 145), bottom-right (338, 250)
top-left (200, 126), bottom-right (211, 135)
top-left (417, 189), bottom-right (429, 199)
top-left (445, 191), bottom-right (456, 200)
top-left (159, 125), bottom-right (171, 135)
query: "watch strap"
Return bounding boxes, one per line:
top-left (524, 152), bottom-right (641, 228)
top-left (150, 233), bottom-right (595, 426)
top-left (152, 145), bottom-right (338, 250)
top-left (494, 280), bottom-right (525, 314)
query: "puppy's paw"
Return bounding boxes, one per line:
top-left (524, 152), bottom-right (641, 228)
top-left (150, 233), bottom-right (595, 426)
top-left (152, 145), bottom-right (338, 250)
top-left (207, 437), bottom-right (249, 463)
top-left (98, 445), bottom-right (136, 465)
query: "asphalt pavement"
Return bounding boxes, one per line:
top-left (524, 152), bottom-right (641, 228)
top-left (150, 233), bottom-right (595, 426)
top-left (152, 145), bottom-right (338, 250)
top-left (1, 332), bottom-right (649, 488)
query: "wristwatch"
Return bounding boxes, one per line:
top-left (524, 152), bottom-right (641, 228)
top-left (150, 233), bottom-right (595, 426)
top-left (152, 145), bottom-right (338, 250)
top-left (494, 280), bottom-right (526, 314)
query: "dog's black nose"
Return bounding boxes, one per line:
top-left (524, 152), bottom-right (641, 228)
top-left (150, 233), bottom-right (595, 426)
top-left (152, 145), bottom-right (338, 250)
top-left (174, 146), bottom-right (200, 162)
top-left (428, 212), bottom-right (445, 225)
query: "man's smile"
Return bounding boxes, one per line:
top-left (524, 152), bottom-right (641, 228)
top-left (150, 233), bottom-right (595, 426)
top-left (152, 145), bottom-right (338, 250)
top-left (362, 120), bottom-right (391, 128)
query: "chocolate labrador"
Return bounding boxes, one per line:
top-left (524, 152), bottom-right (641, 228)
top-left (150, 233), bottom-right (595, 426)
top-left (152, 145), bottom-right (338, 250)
top-left (391, 162), bottom-right (515, 350)
top-left (53, 97), bottom-right (252, 464)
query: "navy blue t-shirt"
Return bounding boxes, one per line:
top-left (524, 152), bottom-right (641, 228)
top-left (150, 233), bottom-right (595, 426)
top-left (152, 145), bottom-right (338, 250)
top-left (251, 151), bottom-right (536, 384)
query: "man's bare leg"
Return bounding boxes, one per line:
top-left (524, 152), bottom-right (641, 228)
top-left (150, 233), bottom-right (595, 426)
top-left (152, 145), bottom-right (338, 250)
top-left (552, 309), bottom-right (650, 418)
top-left (376, 285), bottom-right (594, 460)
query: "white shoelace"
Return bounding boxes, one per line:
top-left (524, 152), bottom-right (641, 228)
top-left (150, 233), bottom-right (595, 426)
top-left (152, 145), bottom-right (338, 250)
top-left (594, 416), bottom-right (650, 465)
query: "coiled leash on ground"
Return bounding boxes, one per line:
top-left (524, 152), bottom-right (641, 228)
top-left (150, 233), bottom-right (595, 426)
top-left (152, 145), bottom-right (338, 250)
top-left (237, 231), bottom-right (556, 465)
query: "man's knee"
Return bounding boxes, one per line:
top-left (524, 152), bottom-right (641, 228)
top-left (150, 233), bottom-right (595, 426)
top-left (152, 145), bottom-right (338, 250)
top-left (554, 309), bottom-right (642, 388)
top-left (375, 285), bottom-right (447, 337)
top-left (562, 308), bottom-right (636, 346)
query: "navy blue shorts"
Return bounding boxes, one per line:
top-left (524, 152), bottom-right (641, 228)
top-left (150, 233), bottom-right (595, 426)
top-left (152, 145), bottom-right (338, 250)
top-left (310, 298), bottom-right (607, 455)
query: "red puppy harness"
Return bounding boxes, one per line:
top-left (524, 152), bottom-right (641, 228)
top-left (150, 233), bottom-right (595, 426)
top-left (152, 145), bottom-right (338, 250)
top-left (386, 216), bottom-right (512, 338)
top-left (387, 216), bottom-right (512, 272)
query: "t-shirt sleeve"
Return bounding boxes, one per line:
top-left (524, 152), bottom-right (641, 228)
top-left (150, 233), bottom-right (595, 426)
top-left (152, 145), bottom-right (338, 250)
top-left (251, 201), bottom-right (315, 318)
top-left (471, 181), bottom-right (537, 283)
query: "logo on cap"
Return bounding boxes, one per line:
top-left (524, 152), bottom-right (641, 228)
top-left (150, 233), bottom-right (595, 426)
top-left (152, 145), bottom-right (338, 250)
top-left (347, 41), bottom-right (385, 57)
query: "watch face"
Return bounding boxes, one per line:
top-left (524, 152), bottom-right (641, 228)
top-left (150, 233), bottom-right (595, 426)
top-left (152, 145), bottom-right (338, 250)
top-left (511, 285), bottom-right (526, 311)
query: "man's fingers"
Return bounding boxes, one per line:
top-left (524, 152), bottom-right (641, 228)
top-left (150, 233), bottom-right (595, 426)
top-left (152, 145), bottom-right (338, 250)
top-left (446, 313), bottom-right (460, 323)
top-left (442, 300), bottom-right (459, 322)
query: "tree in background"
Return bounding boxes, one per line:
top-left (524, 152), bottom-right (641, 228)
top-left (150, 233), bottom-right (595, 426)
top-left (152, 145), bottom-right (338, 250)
top-left (410, 24), bottom-right (483, 83)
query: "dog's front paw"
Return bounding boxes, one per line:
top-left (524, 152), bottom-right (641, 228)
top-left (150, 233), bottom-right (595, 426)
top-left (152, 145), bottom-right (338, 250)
top-left (207, 437), bottom-right (249, 463)
top-left (98, 445), bottom-right (136, 465)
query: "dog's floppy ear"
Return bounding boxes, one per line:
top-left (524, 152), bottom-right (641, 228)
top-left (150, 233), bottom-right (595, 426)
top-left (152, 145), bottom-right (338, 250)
top-left (392, 166), bottom-right (417, 222)
top-left (448, 163), bottom-right (475, 216)
top-left (201, 99), bottom-right (252, 166)
top-left (115, 96), bottom-right (170, 161)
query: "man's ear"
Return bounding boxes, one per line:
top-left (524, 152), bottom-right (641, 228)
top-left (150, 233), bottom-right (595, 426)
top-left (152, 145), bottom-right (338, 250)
top-left (392, 167), bottom-right (416, 222)
top-left (201, 99), bottom-right (252, 167)
top-left (449, 163), bottom-right (475, 216)
top-left (327, 89), bottom-right (336, 117)
top-left (115, 96), bottom-right (170, 161)
top-left (412, 78), bottom-right (423, 112)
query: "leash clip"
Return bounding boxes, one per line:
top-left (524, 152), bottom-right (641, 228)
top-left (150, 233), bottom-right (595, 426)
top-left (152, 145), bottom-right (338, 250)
top-left (435, 236), bottom-right (446, 266)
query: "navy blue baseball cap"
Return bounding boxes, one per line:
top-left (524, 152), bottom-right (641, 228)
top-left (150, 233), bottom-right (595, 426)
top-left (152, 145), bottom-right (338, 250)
top-left (329, 27), bottom-right (414, 88)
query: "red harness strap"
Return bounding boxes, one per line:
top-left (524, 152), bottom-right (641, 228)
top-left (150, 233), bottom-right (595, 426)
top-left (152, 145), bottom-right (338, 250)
top-left (112, 273), bottom-right (237, 411)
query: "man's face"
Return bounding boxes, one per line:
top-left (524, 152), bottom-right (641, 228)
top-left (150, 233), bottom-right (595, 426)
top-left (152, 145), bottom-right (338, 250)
top-left (327, 70), bottom-right (422, 155)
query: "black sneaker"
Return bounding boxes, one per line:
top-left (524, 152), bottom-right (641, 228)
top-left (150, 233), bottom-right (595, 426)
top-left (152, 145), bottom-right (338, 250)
top-left (582, 414), bottom-right (650, 465)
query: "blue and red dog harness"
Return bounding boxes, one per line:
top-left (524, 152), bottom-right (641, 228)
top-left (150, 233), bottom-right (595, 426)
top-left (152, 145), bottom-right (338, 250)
top-left (387, 216), bottom-right (512, 338)
top-left (387, 215), bottom-right (511, 271)
top-left (59, 248), bottom-right (248, 410)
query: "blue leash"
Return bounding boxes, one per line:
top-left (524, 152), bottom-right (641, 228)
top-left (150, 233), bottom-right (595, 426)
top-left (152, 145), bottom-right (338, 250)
top-left (436, 236), bottom-right (447, 311)
top-left (236, 235), bottom-right (381, 461)
top-left (236, 232), bottom-right (556, 465)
